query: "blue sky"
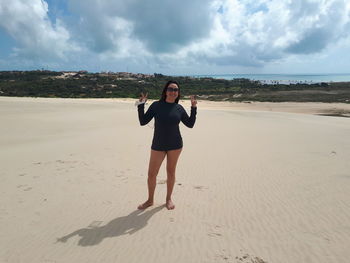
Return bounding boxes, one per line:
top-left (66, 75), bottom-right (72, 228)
top-left (1, 0), bottom-right (350, 75)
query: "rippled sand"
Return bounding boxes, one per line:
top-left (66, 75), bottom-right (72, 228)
top-left (1, 97), bottom-right (349, 263)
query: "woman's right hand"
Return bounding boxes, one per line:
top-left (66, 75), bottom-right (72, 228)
top-left (139, 92), bottom-right (148, 103)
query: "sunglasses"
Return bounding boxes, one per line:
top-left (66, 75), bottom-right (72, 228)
top-left (167, 87), bottom-right (179, 92)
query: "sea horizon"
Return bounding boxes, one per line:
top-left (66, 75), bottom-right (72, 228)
top-left (182, 73), bottom-right (350, 84)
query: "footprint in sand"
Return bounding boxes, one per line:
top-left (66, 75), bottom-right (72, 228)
top-left (235, 253), bottom-right (268, 263)
top-left (17, 184), bottom-right (33, 191)
top-left (194, 185), bottom-right (207, 191)
top-left (208, 225), bottom-right (222, 237)
top-left (219, 255), bottom-right (229, 261)
top-left (157, 179), bottom-right (167, 184)
top-left (115, 171), bottom-right (125, 177)
top-left (215, 250), bottom-right (231, 261)
top-left (56, 160), bottom-right (78, 164)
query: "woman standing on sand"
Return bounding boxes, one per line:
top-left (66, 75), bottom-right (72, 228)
top-left (136, 80), bottom-right (197, 210)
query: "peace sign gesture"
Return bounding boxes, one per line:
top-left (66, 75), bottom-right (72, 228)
top-left (190, 95), bottom-right (197, 107)
top-left (139, 92), bottom-right (148, 103)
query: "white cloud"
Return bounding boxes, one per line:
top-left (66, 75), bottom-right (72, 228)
top-left (1, 0), bottom-right (350, 73)
top-left (0, 0), bottom-right (78, 59)
top-left (170, 0), bottom-right (350, 69)
top-left (67, 0), bottom-right (214, 55)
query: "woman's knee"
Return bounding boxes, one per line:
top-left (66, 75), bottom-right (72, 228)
top-left (166, 167), bottom-right (176, 177)
top-left (148, 169), bottom-right (159, 178)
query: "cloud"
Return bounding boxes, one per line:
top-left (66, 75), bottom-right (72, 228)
top-left (0, 0), bottom-right (78, 59)
top-left (67, 0), bottom-right (214, 54)
top-left (286, 28), bottom-right (331, 54)
top-left (283, 0), bottom-right (350, 54)
top-left (176, 0), bottom-right (350, 68)
top-left (1, 0), bottom-right (350, 72)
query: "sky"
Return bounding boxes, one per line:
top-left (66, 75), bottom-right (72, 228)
top-left (1, 0), bottom-right (350, 75)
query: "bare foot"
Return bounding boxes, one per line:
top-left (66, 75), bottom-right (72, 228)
top-left (137, 200), bottom-right (153, 210)
top-left (166, 199), bottom-right (175, 210)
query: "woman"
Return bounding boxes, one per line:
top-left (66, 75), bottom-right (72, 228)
top-left (137, 80), bottom-right (197, 210)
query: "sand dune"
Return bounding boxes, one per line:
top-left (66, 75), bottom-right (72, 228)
top-left (0, 97), bottom-right (349, 263)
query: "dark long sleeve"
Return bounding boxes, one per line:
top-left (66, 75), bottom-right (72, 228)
top-left (138, 102), bottom-right (155, 126)
top-left (181, 106), bottom-right (197, 128)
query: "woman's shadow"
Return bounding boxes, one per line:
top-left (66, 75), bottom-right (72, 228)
top-left (56, 205), bottom-right (165, 246)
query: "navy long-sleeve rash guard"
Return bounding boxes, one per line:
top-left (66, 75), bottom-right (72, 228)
top-left (138, 100), bottom-right (197, 151)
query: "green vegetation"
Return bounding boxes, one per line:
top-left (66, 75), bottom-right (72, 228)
top-left (0, 70), bottom-right (349, 103)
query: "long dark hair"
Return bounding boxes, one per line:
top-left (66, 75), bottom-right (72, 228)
top-left (160, 80), bottom-right (180, 104)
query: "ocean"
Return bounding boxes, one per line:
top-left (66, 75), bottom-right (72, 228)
top-left (189, 74), bottom-right (350, 84)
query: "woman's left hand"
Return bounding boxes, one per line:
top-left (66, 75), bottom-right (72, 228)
top-left (190, 95), bottom-right (197, 108)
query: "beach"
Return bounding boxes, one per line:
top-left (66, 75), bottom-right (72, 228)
top-left (1, 96), bottom-right (350, 263)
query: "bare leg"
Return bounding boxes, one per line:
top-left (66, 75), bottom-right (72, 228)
top-left (165, 148), bottom-right (182, 210)
top-left (138, 150), bottom-right (166, 209)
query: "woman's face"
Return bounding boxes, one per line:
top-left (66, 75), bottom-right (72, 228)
top-left (165, 83), bottom-right (179, 102)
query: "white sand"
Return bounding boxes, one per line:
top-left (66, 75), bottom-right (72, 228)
top-left (0, 97), bottom-right (350, 263)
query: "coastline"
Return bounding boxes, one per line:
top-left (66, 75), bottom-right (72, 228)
top-left (189, 73), bottom-right (350, 84)
top-left (1, 71), bottom-right (350, 104)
